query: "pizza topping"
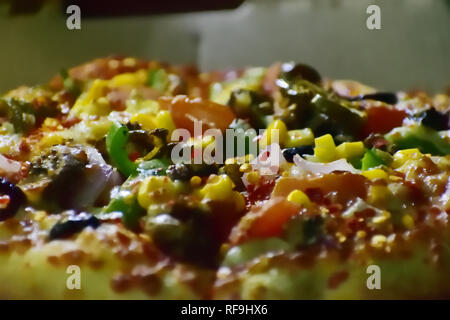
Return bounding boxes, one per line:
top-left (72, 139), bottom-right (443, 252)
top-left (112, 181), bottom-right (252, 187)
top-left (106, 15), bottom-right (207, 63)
top-left (144, 204), bottom-right (219, 267)
top-left (344, 92), bottom-right (398, 105)
top-left (22, 145), bottom-right (117, 210)
top-left (48, 212), bottom-right (100, 240)
top-left (412, 108), bottom-right (449, 131)
top-left (282, 146), bottom-right (314, 162)
top-left (293, 154), bottom-right (359, 175)
top-left (0, 57), bottom-right (449, 299)
top-left (0, 178), bottom-right (25, 221)
top-left (385, 125), bottom-right (450, 156)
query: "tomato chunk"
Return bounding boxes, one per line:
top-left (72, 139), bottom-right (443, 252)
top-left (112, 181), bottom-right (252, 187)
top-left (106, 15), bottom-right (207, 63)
top-left (363, 106), bottom-right (406, 138)
top-left (230, 197), bottom-right (300, 243)
top-left (159, 95), bottom-right (235, 135)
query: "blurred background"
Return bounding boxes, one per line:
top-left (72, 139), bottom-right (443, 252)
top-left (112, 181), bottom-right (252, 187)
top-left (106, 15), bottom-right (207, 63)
top-left (0, 0), bottom-right (448, 94)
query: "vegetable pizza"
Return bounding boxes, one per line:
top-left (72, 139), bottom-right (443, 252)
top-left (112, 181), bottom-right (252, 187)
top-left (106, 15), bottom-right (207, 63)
top-left (0, 57), bottom-right (449, 299)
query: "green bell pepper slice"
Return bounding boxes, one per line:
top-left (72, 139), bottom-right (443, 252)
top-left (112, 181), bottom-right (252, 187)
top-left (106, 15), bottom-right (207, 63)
top-left (104, 190), bottom-right (144, 229)
top-left (106, 122), bottom-right (138, 177)
top-left (385, 125), bottom-right (450, 156)
top-left (361, 149), bottom-right (388, 170)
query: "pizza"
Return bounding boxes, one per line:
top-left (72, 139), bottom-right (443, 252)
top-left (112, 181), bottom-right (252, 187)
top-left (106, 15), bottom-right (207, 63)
top-left (0, 57), bottom-right (449, 299)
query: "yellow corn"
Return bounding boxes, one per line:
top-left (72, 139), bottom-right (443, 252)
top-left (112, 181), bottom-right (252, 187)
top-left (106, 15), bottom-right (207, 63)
top-left (368, 185), bottom-right (390, 205)
top-left (356, 230), bottom-right (367, 239)
top-left (370, 234), bottom-right (387, 249)
top-left (392, 148), bottom-right (422, 168)
top-left (38, 133), bottom-right (65, 149)
top-left (225, 154), bottom-right (255, 165)
top-left (287, 189), bottom-right (311, 208)
top-left (314, 134), bottom-right (337, 162)
top-left (138, 176), bottom-right (175, 208)
top-left (200, 175), bottom-right (235, 201)
top-left (239, 163), bottom-right (252, 173)
top-left (70, 79), bottom-right (109, 117)
top-left (110, 70), bottom-right (147, 87)
top-left (155, 110), bottom-right (176, 137)
top-left (130, 113), bottom-right (156, 130)
top-left (245, 171), bottom-right (260, 185)
top-left (402, 214), bottom-right (415, 229)
top-left (284, 128), bottom-right (314, 148)
top-left (361, 168), bottom-right (388, 181)
top-left (336, 141), bottom-right (365, 159)
top-left (260, 119), bottom-right (288, 148)
top-left (190, 176), bottom-right (202, 187)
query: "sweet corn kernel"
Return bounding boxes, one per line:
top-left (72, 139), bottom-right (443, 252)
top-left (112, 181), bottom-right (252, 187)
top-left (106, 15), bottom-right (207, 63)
top-left (356, 230), bottom-right (367, 239)
top-left (200, 175), bottom-right (235, 201)
top-left (370, 234), bottom-right (387, 249)
top-left (86, 79), bottom-right (108, 102)
top-left (314, 134), bottom-right (337, 162)
top-left (33, 211), bottom-right (47, 222)
top-left (239, 163), bottom-right (252, 173)
top-left (260, 120), bottom-right (288, 147)
top-left (110, 70), bottom-right (147, 87)
top-left (389, 175), bottom-right (403, 182)
top-left (362, 169), bottom-right (388, 181)
top-left (225, 154), bottom-right (255, 165)
top-left (190, 176), bottom-right (202, 187)
top-left (130, 113), bottom-right (156, 131)
top-left (287, 189), bottom-right (311, 208)
top-left (372, 211), bottom-right (391, 225)
top-left (336, 232), bottom-right (347, 243)
top-left (42, 118), bottom-right (60, 129)
top-left (245, 171), bottom-right (260, 185)
top-left (70, 79), bottom-right (109, 117)
top-left (402, 214), bottom-right (415, 229)
top-left (38, 133), bottom-right (65, 149)
top-left (231, 191), bottom-right (246, 212)
top-left (138, 176), bottom-right (175, 208)
top-left (392, 148), bottom-right (422, 168)
top-left (284, 128), bottom-right (314, 148)
top-left (155, 110), bottom-right (176, 137)
top-left (336, 141), bottom-right (365, 159)
top-left (368, 185), bottom-right (390, 205)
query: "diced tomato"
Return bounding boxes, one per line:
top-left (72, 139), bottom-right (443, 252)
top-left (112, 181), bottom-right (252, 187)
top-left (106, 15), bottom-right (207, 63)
top-left (158, 95), bottom-right (235, 135)
top-left (128, 151), bottom-right (141, 162)
top-left (362, 106), bottom-right (406, 138)
top-left (262, 62), bottom-right (281, 96)
top-left (230, 198), bottom-right (300, 243)
top-left (0, 195), bottom-right (10, 209)
top-left (244, 178), bottom-right (275, 208)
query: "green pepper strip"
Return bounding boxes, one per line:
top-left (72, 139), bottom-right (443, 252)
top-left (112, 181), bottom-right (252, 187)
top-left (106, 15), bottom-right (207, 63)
top-left (361, 149), bottom-right (387, 171)
top-left (147, 68), bottom-right (169, 92)
top-left (385, 125), bottom-right (450, 156)
top-left (105, 193), bottom-right (143, 229)
top-left (106, 122), bottom-right (138, 177)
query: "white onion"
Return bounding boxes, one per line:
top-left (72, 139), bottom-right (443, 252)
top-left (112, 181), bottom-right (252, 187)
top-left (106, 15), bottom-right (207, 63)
top-left (71, 146), bottom-right (115, 208)
top-left (0, 154), bottom-right (21, 174)
top-left (293, 154), bottom-right (360, 175)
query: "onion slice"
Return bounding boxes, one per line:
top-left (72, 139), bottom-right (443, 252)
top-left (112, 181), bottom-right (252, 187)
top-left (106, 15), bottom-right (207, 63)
top-left (0, 154), bottom-right (21, 174)
top-left (293, 154), bottom-right (360, 175)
